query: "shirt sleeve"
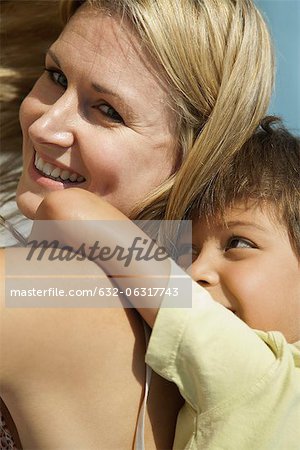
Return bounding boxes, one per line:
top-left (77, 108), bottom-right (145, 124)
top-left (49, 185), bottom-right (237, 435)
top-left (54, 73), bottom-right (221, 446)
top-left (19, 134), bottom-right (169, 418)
top-left (145, 270), bottom-right (281, 413)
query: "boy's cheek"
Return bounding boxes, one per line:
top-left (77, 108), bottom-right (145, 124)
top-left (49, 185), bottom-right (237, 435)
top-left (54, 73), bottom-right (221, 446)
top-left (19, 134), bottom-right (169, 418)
top-left (219, 271), bottom-right (263, 315)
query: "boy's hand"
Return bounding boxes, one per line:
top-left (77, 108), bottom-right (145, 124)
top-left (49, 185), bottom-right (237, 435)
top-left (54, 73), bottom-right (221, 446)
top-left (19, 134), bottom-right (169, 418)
top-left (35, 188), bottom-right (125, 222)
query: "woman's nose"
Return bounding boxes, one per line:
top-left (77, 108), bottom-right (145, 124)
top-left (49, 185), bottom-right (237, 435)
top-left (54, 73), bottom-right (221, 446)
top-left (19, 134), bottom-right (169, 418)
top-left (188, 254), bottom-right (220, 288)
top-left (28, 94), bottom-right (77, 148)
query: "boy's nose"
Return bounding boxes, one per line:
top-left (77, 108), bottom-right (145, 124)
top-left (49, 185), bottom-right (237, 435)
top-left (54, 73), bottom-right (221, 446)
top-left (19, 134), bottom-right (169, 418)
top-left (187, 255), bottom-right (220, 288)
top-left (28, 94), bottom-right (77, 149)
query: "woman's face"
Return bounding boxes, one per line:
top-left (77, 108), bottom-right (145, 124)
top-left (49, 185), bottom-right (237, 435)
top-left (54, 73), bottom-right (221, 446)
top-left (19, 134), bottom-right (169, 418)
top-left (17, 5), bottom-right (177, 219)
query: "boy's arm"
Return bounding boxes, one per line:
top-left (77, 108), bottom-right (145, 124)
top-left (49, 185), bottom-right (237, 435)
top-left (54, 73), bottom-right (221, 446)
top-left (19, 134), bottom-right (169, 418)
top-left (146, 292), bottom-right (300, 449)
top-left (34, 188), bottom-right (172, 327)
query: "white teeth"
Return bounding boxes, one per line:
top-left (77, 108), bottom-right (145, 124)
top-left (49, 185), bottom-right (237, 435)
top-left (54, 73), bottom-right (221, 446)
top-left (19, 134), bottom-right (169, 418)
top-left (34, 152), bottom-right (85, 183)
top-left (60, 170), bottom-right (71, 180)
top-left (69, 173), bottom-right (78, 182)
top-left (43, 163), bottom-right (54, 176)
top-left (51, 167), bottom-right (61, 178)
top-left (36, 157), bottom-right (44, 171)
top-left (35, 153), bottom-right (44, 170)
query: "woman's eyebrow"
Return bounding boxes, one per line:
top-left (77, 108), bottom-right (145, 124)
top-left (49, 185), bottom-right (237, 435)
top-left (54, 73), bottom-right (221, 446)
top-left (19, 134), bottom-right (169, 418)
top-left (91, 82), bottom-right (138, 121)
top-left (47, 49), bottom-right (119, 97)
top-left (91, 81), bottom-right (125, 102)
top-left (47, 49), bottom-right (61, 68)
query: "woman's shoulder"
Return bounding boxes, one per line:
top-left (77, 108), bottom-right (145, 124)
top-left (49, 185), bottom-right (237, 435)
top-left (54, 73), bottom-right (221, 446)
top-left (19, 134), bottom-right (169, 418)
top-left (0, 250), bottom-right (182, 448)
top-left (0, 254), bottom-right (147, 447)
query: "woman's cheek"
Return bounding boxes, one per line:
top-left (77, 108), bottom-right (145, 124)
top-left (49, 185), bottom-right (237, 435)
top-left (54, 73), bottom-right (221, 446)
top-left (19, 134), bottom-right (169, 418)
top-left (19, 97), bottom-right (30, 135)
top-left (19, 94), bottom-right (41, 142)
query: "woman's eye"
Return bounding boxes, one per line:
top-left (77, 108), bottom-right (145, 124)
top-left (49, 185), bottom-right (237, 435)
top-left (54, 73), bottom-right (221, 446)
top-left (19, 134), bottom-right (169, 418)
top-left (98, 104), bottom-right (124, 123)
top-left (177, 244), bottom-right (196, 257)
top-left (176, 244), bottom-right (199, 263)
top-left (176, 243), bottom-right (198, 267)
top-left (45, 69), bottom-right (68, 89)
top-left (225, 237), bottom-right (255, 251)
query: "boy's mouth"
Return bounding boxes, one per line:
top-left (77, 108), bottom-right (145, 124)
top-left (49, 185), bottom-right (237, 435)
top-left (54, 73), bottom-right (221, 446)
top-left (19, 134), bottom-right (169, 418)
top-left (34, 151), bottom-right (86, 184)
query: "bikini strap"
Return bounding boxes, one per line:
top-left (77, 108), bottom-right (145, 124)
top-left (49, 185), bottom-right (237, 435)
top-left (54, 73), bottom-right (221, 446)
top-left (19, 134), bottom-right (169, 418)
top-left (135, 320), bottom-right (152, 450)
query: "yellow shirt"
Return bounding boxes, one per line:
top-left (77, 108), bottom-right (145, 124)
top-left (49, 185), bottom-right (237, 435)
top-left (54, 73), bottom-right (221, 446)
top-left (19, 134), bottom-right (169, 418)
top-left (146, 283), bottom-right (300, 449)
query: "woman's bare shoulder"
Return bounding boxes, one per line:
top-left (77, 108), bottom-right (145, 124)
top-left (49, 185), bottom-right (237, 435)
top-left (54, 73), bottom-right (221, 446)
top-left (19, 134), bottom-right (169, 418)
top-left (0, 247), bottom-right (182, 448)
top-left (0, 248), bottom-right (148, 447)
top-left (0, 249), bottom-right (142, 378)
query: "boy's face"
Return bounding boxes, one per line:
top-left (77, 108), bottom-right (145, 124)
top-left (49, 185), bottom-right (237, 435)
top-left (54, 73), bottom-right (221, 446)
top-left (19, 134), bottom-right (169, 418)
top-left (177, 202), bottom-right (300, 343)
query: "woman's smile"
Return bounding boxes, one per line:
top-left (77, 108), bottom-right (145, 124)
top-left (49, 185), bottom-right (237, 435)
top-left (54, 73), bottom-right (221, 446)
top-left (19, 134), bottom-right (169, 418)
top-left (17, 4), bottom-right (177, 218)
top-left (32, 150), bottom-right (86, 186)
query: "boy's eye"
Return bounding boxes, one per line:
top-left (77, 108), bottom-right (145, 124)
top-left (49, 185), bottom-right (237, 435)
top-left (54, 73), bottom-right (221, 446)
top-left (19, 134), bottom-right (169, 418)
top-left (225, 237), bottom-right (255, 251)
top-left (97, 104), bottom-right (124, 123)
top-left (45, 69), bottom-right (68, 89)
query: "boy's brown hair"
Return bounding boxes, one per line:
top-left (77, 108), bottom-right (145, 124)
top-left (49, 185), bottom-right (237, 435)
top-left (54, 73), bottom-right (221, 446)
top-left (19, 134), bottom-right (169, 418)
top-left (192, 117), bottom-right (300, 256)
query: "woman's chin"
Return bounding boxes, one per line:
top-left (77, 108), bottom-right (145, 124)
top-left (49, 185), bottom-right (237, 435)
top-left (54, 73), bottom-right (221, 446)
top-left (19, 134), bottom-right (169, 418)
top-left (16, 189), bottom-right (44, 220)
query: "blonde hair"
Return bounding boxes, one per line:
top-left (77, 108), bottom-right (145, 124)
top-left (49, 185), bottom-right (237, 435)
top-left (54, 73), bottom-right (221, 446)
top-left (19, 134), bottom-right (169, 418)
top-left (61, 0), bottom-right (274, 220)
top-left (0, 1), bottom-right (62, 216)
top-left (1, 0), bottom-right (274, 222)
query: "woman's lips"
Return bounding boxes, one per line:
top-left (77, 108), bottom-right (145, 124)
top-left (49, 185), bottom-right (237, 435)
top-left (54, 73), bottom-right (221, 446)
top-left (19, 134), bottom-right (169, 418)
top-left (29, 150), bottom-right (86, 189)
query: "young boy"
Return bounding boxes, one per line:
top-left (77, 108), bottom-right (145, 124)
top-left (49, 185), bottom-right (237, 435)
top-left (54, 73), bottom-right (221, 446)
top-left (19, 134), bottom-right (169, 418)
top-left (32, 117), bottom-right (300, 449)
top-left (144, 117), bottom-right (300, 449)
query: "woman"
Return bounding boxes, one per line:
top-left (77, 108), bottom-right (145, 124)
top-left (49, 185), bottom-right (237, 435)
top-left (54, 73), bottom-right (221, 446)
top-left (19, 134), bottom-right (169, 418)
top-left (1, 0), bottom-right (274, 448)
